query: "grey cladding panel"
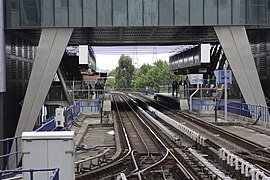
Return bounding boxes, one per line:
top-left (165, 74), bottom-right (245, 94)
top-left (97, 0), bottom-right (112, 26)
top-left (175, 0), bottom-right (189, 25)
top-left (232, 0), bottom-right (246, 24)
top-left (159, 0), bottom-right (174, 26)
top-left (190, 0), bottom-right (203, 25)
top-left (83, 0), bottom-right (96, 26)
top-left (128, 0), bottom-right (143, 26)
top-left (40, 0), bottom-right (54, 26)
top-left (69, 0), bottom-right (82, 26)
top-left (54, 0), bottom-right (68, 26)
top-left (144, 0), bottom-right (158, 26)
top-left (113, 0), bottom-right (128, 26)
top-left (204, 0), bottom-right (217, 25)
top-left (218, 0), bottom-right (232, 25)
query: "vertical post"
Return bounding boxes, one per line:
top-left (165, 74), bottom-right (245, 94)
top-left (215, 98), bottom-right (217, 122)
top-left (30, 169), bottom-right (34, 180)
top-left (0, 171), bottom-right (2, 180)
top-left (15, 138), bottom-right (18, 167)
top-left (6, 140), bottom-right (9, 170)
top-left (72, 81), bottom-right (75, 101)
top-left (224, 61), bottom-right (228, 121)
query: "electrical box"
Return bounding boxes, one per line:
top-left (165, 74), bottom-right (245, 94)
top-left (22, 131), bottom-right (75, 180)
top-left (55, 108), bottom-right (65, 128)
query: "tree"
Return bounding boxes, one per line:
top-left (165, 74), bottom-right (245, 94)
top-left (133, 60), bottom-right (174, 90)
top-left (115, 55), bottom-right (135, 89)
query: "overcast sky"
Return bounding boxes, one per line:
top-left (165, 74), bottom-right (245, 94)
top-left (96, 53), bottom-right (172, 71)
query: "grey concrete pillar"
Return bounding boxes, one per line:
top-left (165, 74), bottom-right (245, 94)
top-left (0, 0), bottom-right (6, 92)
top-left (10, 28), bottom-right (73, 168)
top-left (214, 26), bottom-right (266, 106)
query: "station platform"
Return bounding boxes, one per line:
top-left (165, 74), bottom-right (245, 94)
top-left (197, 110), bottom-right (270, 146)
top-left (154, 93), bottom-right (188, 110)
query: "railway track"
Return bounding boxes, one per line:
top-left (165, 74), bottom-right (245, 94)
top-left (130, 93), bottom-right (270, 177)
top-left (77, 93), bottom-right (200, 179)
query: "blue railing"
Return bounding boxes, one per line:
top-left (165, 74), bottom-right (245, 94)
top-left (0, 100), bottom-right (101, 170)
top-left (0, 168), bottom-right (60, 180)
top-left (146, 89), bottom-right (159, 95)
top-left (191, 99), bottom-right (270, 123)
top-left (0, 136), bottom-right (20, 170)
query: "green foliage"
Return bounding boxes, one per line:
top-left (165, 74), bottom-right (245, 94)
top-left (114, 55), bottom-right (135, 89)
top-left (133, 60), bottom-right (174, 89)
top-left (107, 58), bottom-right (182, 91)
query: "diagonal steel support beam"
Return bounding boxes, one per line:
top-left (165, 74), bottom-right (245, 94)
top-left (10, 28), bottom-right (73, 168)
top-left (214, 26), bottom-right (266, 106)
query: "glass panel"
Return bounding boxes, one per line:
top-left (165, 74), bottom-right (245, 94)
top-left (40, 0), bottom-right (54, 26)
top-left (97, 0), bottom-right (112, 26)
top-left (54, 0), bottom-right (68, 26)
top-left (232, 0), bottom-right (246, 24)
top-left (204, 0), bottom-right (217, 25)
top-left (159, 0), bottom-right (174, 26)
top-left (128, 0), bottom-right (143, 26)
top-left (175, 0), bottom-right (189, 25)
top-left (20, 0), bottom-right (40, 27)
top-left (258, 0), bottom-right (267, 24)
top-left (246, 0), bottom-right (267, 25)
top-left (218, 0), bottom-right (232, 25)
top-left (113, 0), bottom-right (128, 26)
top-left (144, 0), bottom-right (158, 26)
top-left (69, 0), bottom-right (82, 26)
top-left (190, 0), bottom-right (203, 25)
top-left (5, 0), bottom-right (20, 28)
top-left (83, 0), bottom-right (96, 27)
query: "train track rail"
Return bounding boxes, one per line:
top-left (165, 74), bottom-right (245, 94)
top-left (131, 93), bottom-right (270, 173)
top-left (77, 93), bottom-right (199, 179)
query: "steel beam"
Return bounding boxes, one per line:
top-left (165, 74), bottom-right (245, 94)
top-left (10, 28), bottom-right (73, 168)
top-left (214, 26), bottom-right (266, 106)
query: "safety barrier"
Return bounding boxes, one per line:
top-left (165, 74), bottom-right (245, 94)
top-left (0, 100), bottom-right (101, 170)
top-left (0, 136), bottom-right (20, 170)
top-left (192, 99), bottom-right (270, 123)
top-left (219, 148), bottom-right (270, 180)
top-left (145, 89), bottom-right (159, 95)
top-left (0, 168), bottom-right (60, 180)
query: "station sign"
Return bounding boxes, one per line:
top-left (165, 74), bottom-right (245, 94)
top-left (188, 74), bottom-right (204, 85)
top-left (214, 70), bottom-right (232, 84)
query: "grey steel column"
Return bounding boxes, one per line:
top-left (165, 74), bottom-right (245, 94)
top-left (10, 28), bottom-right (73, 168)
top-left (0, 0), bottom-right (6, 169)
top-left (57, 68), bottom-right (73, 105)
top-left (0, 0), bottom-right (6, 92)
top-left (214, 26), bottom-right (266, 106)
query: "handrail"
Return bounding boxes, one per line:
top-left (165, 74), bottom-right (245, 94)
top-left (0, 136), bottom-right (20, 169)
top-left (0, 168), bottom-right (60, 180)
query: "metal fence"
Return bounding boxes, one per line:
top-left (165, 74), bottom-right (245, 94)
top-left (0, 168), bottom-right (60, 180)
top-left (192, 99), bottom-right (270, 123)
top-left (0, 136), bottom-right (20, 170)
top-left (0, 100), bottom-right (100, 171)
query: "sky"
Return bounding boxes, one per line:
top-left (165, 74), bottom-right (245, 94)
top-left (96, 53), bottom-right (172, 72)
